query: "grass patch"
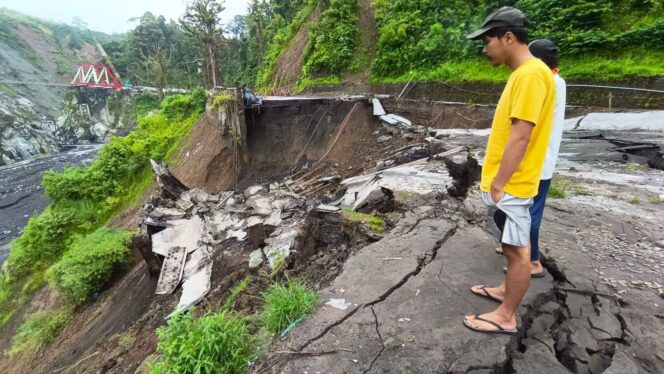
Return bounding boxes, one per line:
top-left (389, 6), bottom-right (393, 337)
top-left (550, 177), bottom-right (591, 197)
top-left (342, 209), bottom-right (385, 232)
top-left (47, 228), bottom-right (132, 304)
top-left (651, 195), bottom-right (663, 205)
top-left (223, 275), bottom-right (252, 311)
top-left (261, 281), bottom-right (317, 335)
top-left (629, 196), bottom-right (641, 205)
top-left (547, 186), bottom-right (567, 199)
top-left (370, 51), bottom-right (664, 85)
top-left (624, 162), bottom-right (648, 172)
top-left (117, 330), bottom-right (136, 349)
top-left (151, 310), bottom-right (256, 374)
top-left (0, 83), bottom-right (18, 98)
top-left (296, 75), bottom-right (342, 93)
top-left (10, 307), bottom-right (73, 354)
top-left (211, 92), bottom-right (233, 110)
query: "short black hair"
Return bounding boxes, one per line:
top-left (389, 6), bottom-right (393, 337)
top-left (485, 26), bottom-right (528, 44)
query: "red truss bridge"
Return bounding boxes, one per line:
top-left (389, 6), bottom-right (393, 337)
top-left (70, 64), bottom-right (123, 89)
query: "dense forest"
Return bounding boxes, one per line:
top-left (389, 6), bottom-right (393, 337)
top-left (3, 0), bottom-right (662, 94)
top-left (92, 0), bottom-right (664, 93)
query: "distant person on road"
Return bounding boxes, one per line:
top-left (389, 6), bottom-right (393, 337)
top-left (495, 39), bottom-right (567, 278)
top-left (464, 7), bottom-right (556, 335)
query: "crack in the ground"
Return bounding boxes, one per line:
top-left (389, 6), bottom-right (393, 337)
top-left (436, 254), bottom-right (479, 311)
top-left (504, 254), bottom-right (632, 374)
top-left (362, 306), bottom-right (386, 374)
top-left (297, 224), bottom-right (458, 352)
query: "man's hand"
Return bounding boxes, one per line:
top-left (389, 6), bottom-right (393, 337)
top-left (490, 182), bottom-right (504, 204)
top-left (492, 119), bottom-right (535, 198)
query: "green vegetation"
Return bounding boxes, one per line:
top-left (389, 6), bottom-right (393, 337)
top-left (369, 0), bottom-right (663, 83)
top-left (151, 310), bottom-right (257, 374)
top-left (151, 279), bottom-right (317, 373)
top-left (302, 0), bottom-right (359, 78)
top-left (629, 196), bottom-right (641, 205)
top-left (650, 195), bottom-right (663, 205)
top-left (547, 186), bottom-right (566, 199)
top-left (10, 307), bottom-right (74, 354)
top-left (261, 281), bottom-right (317, 334)
top-left (117, 330), bottom-right (137, 349)
top-left (211, 92), bottom-right (234, 110)
top-left (624, 161), bottom-right (648, 172)
top-left (256, 1), bottom-right (317, 90)
top-left (550, 177), bottom-right (591, 197)
top-left (342, 209), bottom-right (386, 232)
top-left (47, 228), bottom-right (132, 303)
top-left (135, 92), bottom-right (162, 116)
top-left (0, 91), bottom-right (205, 343)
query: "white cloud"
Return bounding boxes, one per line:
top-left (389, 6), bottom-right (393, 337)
top-left (0, 0), bottom-right (249, 34)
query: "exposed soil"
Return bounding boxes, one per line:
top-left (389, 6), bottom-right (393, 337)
top-left (268, 7), bottom-right (322, 95)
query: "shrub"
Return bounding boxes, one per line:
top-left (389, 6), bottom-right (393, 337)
top-left (151, 311), bottom-right (256, 374)
top-left (302, 0), bottom-right (359, 77)
top-left (135, 91), bottom-right (162, 116)
top-left (47, 228), bottom-right (132, 304)
top-left (261, 281), bottom-right (317, 335)
top-left (6, 208), bottom-right (77, 277)
top-left (161, 87), bottom-right (207, 120)
top-left (10, 307), bottom-right (73, 354)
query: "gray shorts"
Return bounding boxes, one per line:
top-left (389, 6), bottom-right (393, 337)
top-left (481, 191), bottom-right (533, 248)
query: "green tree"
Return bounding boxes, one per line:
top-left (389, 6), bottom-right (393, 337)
top-left (181, 0), bottom-right (226, 88)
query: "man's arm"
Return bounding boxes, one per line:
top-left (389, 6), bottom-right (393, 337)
top-left (490, 119), bottom-right (534, 203)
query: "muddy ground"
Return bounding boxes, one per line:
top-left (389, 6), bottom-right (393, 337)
top-left (0, 96), bottom-right (662, 373)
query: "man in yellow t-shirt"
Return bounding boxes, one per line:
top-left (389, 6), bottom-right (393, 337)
top-left (463, 7), bottom-right (556, 335)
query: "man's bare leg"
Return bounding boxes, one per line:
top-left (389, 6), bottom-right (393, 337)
top-left (466, 242), bottom-right (531, 331)
top-left (497, 244), bottom-right (543, 275)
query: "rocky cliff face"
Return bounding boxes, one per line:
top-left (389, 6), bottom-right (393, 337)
top-left (0, 92), bottom-right (60, 165)
top-left (0, 9), bottom-right (133, 166)
top-left (56, 88), bottom-right (136, 145)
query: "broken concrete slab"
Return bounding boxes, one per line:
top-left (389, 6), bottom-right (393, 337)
top-left (372, 98), bottom-right (386, 116)
top-left (155, 247), bottom-right (187, 295)
top-left (380, 113), bottom-right (412, 127)
top-left (151, 216), bottom-right (205, 257)
top-left (565, 111), bottom-right (664, 131)
top-left (246, 195), bottom-right (274, 216)
top-left (148, 207), bottom-right (186, 221)
top-left (244, 185), bottom-right (264, 198)
top-left (264, 227), bottom-right (300, 269)
top-left (341, 161), bottom-right (454, 209)
top-left (171, 262), bottom-right (213, 316)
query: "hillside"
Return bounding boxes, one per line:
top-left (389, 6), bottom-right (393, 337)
top-left (0, 8), bottom-right (116, 164)
top-left (257, 0), bottom-right (664, 94)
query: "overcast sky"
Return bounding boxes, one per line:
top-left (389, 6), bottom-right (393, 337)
top-left (0, 0), bottom-right (250, 34)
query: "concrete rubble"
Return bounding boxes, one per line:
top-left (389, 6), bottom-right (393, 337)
top-left (140, 161), bottom-right (311, 315)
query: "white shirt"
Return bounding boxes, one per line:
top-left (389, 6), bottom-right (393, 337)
top-left (541, 73), bottom-right (567, 180)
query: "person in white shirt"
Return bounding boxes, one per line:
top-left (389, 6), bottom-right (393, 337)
top-left (494, 39), bottom-right (567, 277)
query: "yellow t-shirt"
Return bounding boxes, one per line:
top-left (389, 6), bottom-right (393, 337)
top-left (480, 58), bottom-right (556, 198)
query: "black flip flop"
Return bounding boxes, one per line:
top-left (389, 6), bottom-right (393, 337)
top-left (463, 314), bottom-right (518, 335)
top-left (502, 268), bottom-right (546, 278)
top-left (471, 285), bottom-right (501, 302)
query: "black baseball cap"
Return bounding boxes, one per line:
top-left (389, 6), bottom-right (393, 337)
top-left (529, 39), bottom-right (559, 69)
top-left (467, 6), bottom-right (527, 40)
